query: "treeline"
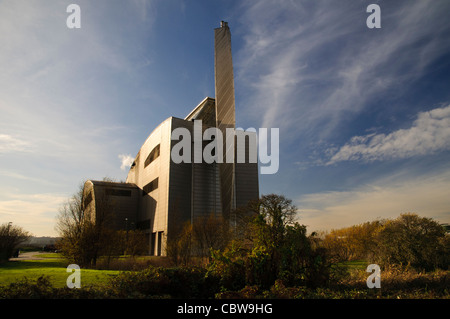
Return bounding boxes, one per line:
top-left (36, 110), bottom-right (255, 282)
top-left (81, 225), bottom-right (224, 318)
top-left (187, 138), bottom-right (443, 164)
top-left (167, 196), bottom-right (449, 292)
top-left (322, 213), bottom-right (449, 270)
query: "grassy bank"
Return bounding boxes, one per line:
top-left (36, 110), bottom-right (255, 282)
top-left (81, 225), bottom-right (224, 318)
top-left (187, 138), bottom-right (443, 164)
top-left (0, 252), bottom-right (122, 288)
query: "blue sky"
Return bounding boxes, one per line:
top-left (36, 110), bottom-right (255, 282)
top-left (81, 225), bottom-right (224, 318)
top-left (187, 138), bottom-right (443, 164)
top-left (1, 0), bottom-right (449, 236)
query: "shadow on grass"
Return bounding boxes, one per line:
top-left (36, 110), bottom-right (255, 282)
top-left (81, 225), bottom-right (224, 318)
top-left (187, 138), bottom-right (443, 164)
top-left (0, 259), bottom-right (68, 270)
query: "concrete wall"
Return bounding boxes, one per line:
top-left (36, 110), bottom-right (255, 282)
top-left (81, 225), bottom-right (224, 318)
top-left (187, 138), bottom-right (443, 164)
top-left (83, 180), bottom-right (140, 231)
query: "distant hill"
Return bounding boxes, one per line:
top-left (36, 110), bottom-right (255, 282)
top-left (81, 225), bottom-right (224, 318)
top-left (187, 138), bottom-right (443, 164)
top-left (22, 236), bottom-right (60, 248)
top-left (442, 223), bottom-right (450, 233)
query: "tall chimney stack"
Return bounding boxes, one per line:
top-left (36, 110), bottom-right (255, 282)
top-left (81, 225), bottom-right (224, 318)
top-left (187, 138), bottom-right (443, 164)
top-left (214, 21), bottom-right (236, 216)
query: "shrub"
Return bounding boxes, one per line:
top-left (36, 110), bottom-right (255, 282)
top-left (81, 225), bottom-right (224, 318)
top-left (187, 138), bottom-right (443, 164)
top-left (216, 285), bottom-right (261, 299)
top-left (263, 280), bottom-right (307, 299)
top-left (375, 213), bottom-right (448, 271)
top-left (0, 223), bottom-right (31, 263)
top-left (109, 266), bottom-right (220, 299)
top-left (0, 276), bottom-right (54, 299)
top-left (109, 267), bottom-right (171, 298)
top-left (207, 245), bottom-right (247, 292)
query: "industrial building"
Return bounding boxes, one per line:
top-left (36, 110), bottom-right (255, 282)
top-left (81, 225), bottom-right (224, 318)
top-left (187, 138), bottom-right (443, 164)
top-left (82, 22), bottom-right (259, 256)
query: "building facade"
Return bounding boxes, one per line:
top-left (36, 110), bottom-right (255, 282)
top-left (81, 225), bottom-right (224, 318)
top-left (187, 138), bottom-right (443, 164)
top-left (82, 22), bottom-right (259, 256)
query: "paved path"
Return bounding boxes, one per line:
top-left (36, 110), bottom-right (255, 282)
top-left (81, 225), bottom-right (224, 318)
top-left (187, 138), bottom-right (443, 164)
top-left (9, 251), bottom-right (49, 261)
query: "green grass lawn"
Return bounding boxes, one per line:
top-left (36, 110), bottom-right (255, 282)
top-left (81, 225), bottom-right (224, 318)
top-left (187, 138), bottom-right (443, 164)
top-left (0, 253), bottom-right (122, 288)
top-left (341, 260), bottom-right (369, 271)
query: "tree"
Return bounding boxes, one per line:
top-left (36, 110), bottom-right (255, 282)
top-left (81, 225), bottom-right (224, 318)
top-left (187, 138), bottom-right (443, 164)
top-left (122, 229), bottom-right (149, 257)
top-left (0, 223), bottom-right (31, 262)
top-left (166, 221), bottom-right (193, 266)
top-left (192, 213), bottom-right (230, 261)
top-left (258, 194), bottom-right (297, 242)
top-left (375, 213), bottom-right (447, 270)
top-left (279, 223), bottom-right (311, 284)
top-left (55, 183), bottom-right (84, 264)
top-left (209, 194), bottom-right (334, 288)
top-left (167, 212), bottom-right (232, 265)
top-left (322, 220), bottom-right (385, 262)
top-left (55, 181), bottom-right (119, 267)
top-left (232, 194), bottom-right (307, 287)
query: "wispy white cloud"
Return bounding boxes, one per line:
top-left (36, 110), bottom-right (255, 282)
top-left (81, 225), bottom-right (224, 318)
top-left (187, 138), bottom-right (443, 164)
top-left (0, 134), bottom-right (32, 154)
top-left (119, 154), bottom-right (134, 171)
top-left (327, 104), bottom-right (450, 164)
top-left (0, 170), bottom-right (62, 187)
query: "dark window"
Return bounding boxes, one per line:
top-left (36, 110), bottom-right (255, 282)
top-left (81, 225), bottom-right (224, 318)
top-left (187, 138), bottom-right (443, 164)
top-left (143, 177), bottom-right (158, 195)
top-left (144, 144), bottom-right (160, 168)
top-left (157, 231), bottom-right (163, 256)
top-left (105, 188), bottom-right (132, 197)
top-left (137, 219), bottom-right (151, 230)
top-left (150, 233), bottom-right (156, 255)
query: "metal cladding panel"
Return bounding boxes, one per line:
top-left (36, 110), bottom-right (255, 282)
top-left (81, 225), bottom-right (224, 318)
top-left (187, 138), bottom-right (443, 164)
top-left (184, 97), bottom-right (216, 127)
top-left (192, 161), bottom-right (222, 221)
top-left (215, 22), bottom-right (236, 216)
top-left (168, 118), bottom-right (222, 231)
top-left (234, 131), bottom-right (259, 208)
top-left (235, 161), bottom-right (259, 209)
top-left (235, 162), bottom-right (259, 207)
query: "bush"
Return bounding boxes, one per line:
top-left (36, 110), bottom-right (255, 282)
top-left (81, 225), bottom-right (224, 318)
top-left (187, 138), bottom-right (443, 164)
top-left (375, 213), bottom-right (448, 271)
top-left (109, 266), bottom-right (220, 299)
top-left (207, 245), bottom-right (247, 292)
top-left (0, 275), bottom-right (113, 299)
top-left (263, 280), bottom-right (307, 299)
top-left (303, 247), bottom-right (332, 288)
top-left (109, 267), bottom-right (171, 298)
top-left (0, 276), bottom-right (54, 299)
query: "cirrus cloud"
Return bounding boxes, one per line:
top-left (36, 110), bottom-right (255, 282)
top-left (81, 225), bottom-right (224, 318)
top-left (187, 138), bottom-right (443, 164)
top-left (0, 134), bottom-right (32, 154)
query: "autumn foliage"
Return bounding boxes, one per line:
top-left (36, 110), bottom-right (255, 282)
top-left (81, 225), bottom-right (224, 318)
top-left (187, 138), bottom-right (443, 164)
top-left (322, 213), bottom-right (449, 270)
